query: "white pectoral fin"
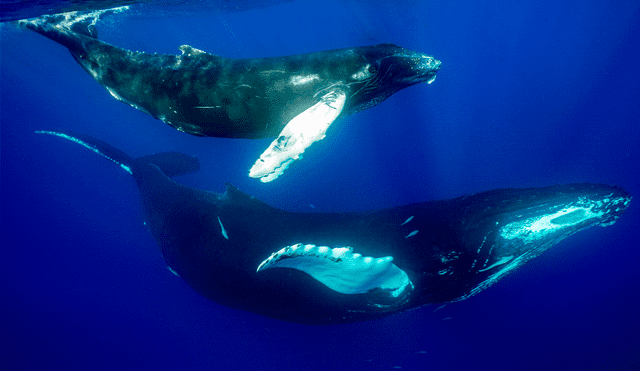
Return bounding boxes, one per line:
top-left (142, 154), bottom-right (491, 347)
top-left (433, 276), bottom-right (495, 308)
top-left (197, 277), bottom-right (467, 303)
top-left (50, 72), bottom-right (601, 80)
top-left (248, 89), bottom-right (347, 183)
top-left (257, 244), bottom-right (413, 308)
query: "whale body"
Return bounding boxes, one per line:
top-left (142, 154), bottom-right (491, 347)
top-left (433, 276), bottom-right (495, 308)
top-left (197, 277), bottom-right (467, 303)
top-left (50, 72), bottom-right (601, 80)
top-left (21, 10), bottom-right (441, 181)
top-left (38, 130), bottom-right (632, 325)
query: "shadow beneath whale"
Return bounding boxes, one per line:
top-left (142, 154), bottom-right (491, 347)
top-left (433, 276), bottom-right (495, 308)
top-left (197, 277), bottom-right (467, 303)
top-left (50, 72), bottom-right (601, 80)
top-left (37, 130), bottom-right (632, 325)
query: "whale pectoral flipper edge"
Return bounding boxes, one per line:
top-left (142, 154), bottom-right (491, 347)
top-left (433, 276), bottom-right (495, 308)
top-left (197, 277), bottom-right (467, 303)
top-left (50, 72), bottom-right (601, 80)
top-left (257, 243), bottom-right (414, 308)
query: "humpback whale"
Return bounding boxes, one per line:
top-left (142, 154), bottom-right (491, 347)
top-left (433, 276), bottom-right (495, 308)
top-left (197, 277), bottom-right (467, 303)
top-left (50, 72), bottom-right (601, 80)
top-left (37, 130), bottom-right (632, 325)
top-left (20, 11), bottom-right (441, 182)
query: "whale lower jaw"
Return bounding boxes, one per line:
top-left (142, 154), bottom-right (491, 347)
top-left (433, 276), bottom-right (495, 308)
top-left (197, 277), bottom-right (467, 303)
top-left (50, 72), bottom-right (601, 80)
top-left (257, 243), bottom-right (414, 308)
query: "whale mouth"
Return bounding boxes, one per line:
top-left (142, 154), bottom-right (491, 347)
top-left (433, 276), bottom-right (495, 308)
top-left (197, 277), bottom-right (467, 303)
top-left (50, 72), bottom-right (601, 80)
top-left (388, 52), bottom-right (441, 85)
top-left (416, 57), bottom-right (440, 84)
top-left (257, 243), bottom-right (414, 308)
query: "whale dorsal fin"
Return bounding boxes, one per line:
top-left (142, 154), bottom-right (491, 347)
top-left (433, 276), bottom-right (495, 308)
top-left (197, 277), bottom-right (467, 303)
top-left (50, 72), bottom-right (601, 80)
top-left (248, 88), bottom-right (347, 183)
top-left (69, 19), bottom-right (99, 38)
top-left (223, 183), bottom-right (248, 200)
top-left (217, 183), bottom-right (278, 212)
top-left (179, 45), bottom-right (208, 57)
top-left (137, 152), bottom-right (200, 177)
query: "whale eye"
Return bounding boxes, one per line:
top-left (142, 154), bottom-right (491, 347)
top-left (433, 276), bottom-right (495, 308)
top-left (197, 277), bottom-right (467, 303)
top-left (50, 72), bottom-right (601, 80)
top-left (368, 65), bottom-right (378, 74)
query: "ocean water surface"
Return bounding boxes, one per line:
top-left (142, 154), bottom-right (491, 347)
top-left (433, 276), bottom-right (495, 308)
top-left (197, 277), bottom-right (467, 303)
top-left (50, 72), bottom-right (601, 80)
top-left (1, 1), bottom-right (639, 370)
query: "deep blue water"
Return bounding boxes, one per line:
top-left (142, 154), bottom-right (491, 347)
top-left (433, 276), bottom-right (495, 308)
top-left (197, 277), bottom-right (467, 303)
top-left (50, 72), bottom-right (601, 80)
top-left (1, 1), bottom-right (639, 370)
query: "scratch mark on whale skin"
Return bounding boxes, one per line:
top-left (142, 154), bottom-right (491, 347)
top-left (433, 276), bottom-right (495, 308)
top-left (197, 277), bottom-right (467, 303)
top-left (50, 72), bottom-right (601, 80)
top-left (218, 216), bottom-right (228, 239)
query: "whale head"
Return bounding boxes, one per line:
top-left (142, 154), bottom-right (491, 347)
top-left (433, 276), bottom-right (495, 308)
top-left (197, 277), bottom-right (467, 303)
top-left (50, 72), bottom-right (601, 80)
top-left (346, 43), bottom-right (441, 113)
top-left (491, 184), bottom-right (632, 261)
top-left (430, 183), bottom-right (633, 304)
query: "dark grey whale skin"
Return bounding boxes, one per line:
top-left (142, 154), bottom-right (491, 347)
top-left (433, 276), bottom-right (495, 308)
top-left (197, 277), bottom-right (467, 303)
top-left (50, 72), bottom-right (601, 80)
top-left (22, 14), bottom-right (440, 139)
top-left (39, 131), bottom-right (632, 325)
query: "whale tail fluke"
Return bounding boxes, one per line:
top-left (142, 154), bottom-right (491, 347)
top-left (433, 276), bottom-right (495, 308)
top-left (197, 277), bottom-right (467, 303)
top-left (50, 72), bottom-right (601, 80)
top-left (36, 130), bottom-right (200, 178)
